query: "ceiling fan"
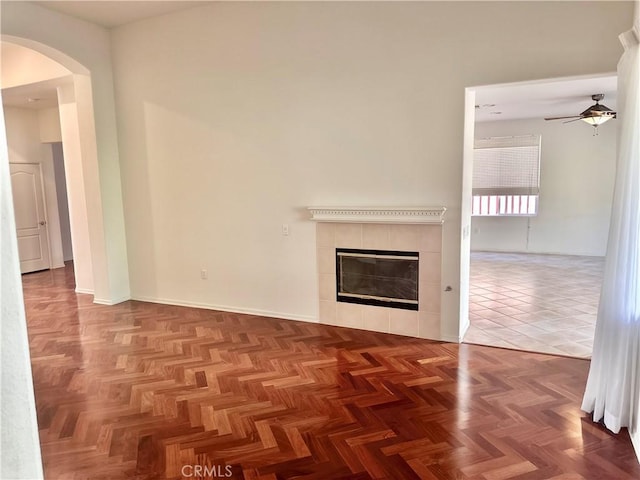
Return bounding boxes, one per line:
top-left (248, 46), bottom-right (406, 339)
top-left (544, 94), bottom-right (616, 132)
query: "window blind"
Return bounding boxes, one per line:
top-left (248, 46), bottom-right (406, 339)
top-left (473, 135), bottom-right (541, 196)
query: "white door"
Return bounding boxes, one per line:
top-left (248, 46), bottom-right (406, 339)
top-left (10, 163), bottom-right (51, 273)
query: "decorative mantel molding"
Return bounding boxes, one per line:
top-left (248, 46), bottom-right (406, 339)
top-left (308, 206), bottom-right (446, 224)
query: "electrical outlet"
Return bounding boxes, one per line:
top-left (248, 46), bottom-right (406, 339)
top-left (282, 224), bottom-right (290, 236)
top-left (200, 269), bottom-right (208, 280)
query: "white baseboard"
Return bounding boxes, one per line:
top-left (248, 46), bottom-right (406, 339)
top-left (75, 288), bottom-right (94, 295)
top-left (471, 248), bottom-right (605, 258)
top-left (440, 333), bottom-right (462, 343)
top-left (94, 295), bottom-right (132, 306)
top-left (130, 295), bottom-right (318, 324)
top-left (92, 294), bottom-right (462, 344)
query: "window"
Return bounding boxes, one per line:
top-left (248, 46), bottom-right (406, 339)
top-left (472, 135), bottom-right (541, 216)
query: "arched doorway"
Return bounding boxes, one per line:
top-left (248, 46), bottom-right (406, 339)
top-left (1, 35), bottom-right (128, 303)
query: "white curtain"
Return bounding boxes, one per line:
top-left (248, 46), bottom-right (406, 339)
top-left (582, 15), bottom-right (640, 433)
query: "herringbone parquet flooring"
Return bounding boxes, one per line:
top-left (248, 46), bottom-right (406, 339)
top-left (22, 265), bottom-right (640, 479)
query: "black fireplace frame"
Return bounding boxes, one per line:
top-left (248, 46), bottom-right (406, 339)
top-left (335, 248), bottom-right (419, 311)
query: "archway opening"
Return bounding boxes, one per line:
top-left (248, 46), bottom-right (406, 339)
top-left (2, 36), bottom-right (106, 298)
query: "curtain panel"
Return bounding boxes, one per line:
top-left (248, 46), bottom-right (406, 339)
top-left (582, 18), bottom-right (640, 433)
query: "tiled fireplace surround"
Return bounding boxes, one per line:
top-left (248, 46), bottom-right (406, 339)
top-left (310, 207), bottom-right (445, 339)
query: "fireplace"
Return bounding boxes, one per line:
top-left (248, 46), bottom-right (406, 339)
top-left (309, 206), bottom-right (446, 339)
top-left (336, 248), bottom-right (419, 310)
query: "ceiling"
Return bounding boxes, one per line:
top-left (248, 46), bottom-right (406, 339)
top-left (2, 78), bottom-right (69, 110)
top-left (33, 1), bottom-right (205, 28)
top-left (474, 74), bottom-right (617, 123)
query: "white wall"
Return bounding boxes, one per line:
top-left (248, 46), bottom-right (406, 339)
top-left (56, 81), bottom-right (94, 292)
top-left (4, 106), bottom-right (66, 269)
top-left (471, 117), bottom-right (616, 256)
top-left (38, 106), bottom-right (62, 143)
top-left (0, 100), bottom-right (44, 480)
top-left (111, 1), bottom-right (631, 340)
top-left (459, 89), bottom-right (478, 341)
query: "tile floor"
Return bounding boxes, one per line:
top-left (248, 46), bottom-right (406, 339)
top-left (463, 251), bottom-right (604, 358)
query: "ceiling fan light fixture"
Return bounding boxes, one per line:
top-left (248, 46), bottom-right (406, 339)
top-left (579, 94), bottom-right (615, 130)
top-left (580, 101), bottom-right (614, 117)
top-left (581, 114), bottom-right (614, 126)
top-left (544, 94), bottom-right (616, 133)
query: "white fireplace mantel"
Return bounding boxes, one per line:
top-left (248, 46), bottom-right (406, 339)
top-left (308, 206), bottom-right (446, 224)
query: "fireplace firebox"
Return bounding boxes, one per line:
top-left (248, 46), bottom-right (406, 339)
top-left (336, 248), bottom-right (419, 310)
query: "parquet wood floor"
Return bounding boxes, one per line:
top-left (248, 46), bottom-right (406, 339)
top-left (22, 265), bottom-right (640, 479)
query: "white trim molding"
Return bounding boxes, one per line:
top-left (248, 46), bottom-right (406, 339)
top-left (74, 288), bottom-right (94, 295)
top-left (94, 295), bottom-right (132, 306)
top-left (131, 295), bottom-right (318, 324)
top-left (308, 206), bottom-right (447, 224)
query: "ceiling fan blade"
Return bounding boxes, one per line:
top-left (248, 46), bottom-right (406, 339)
top-left (563, 118), bottom-right (585, 124)
top-left (544, 115), bottom-right (582, 121)
top-left (544, 95), bottom-right (617, 125)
